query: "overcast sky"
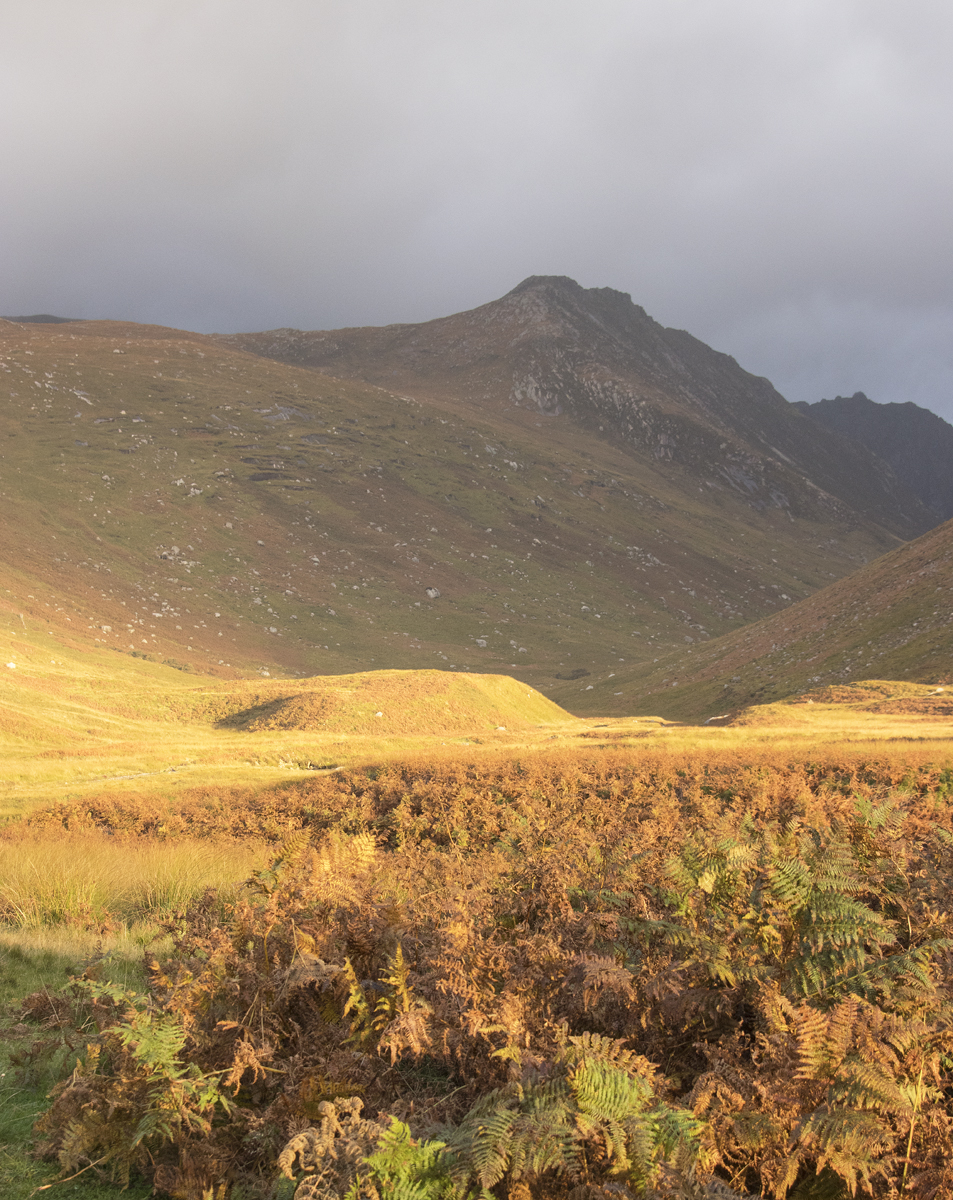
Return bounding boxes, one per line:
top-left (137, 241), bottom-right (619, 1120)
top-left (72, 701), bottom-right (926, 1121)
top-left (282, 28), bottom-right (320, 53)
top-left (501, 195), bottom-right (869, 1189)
top-left (3, 1), bottom-right (952, 420)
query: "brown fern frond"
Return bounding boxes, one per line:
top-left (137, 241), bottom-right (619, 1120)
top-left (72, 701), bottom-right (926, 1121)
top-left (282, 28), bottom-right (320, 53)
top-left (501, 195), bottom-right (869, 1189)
top-left (824, 996), bottom-right (860, 1068)
top-left (793, 1006), bottom-right (834, 1081)
top-left (567, 954), bottom-right (636, 1010)
top-left (278, 1097), bottom-right (387, 1195)
top-left (305, 831), bottom-right (378, 908)
top-left (378, 1006), bottom-right (433, 1065)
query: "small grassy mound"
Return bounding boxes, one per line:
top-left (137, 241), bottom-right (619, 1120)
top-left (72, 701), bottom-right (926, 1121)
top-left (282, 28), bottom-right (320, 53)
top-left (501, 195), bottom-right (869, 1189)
top-left (788, 680), bottom-right (942, 706)
top-left (872, 693), bottom-right (953, 715)
top-left (780, 679), bottom-right (953, 714)
top-left (219, 669), bottom-right (568, 735)
top-left (723, 679), bottom-right (953, 727)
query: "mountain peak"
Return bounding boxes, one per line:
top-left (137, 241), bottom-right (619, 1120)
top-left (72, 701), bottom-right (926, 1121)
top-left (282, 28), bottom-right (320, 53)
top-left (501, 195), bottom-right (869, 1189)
top-left (504, 274), bottom-right (584, 296)
top-left (501, 275), bottom-right (645, 319)
top-left (218, 281), bottom-right (936, 540)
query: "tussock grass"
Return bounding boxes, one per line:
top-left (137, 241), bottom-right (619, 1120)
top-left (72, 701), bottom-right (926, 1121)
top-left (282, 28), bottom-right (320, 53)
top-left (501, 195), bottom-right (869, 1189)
top-left (0, 831), bottom-right (265, 930)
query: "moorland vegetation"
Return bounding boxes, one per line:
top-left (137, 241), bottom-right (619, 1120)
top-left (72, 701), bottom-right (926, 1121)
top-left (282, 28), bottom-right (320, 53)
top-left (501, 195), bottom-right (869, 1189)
top-left (3, 678), bottom-right (953, 1200)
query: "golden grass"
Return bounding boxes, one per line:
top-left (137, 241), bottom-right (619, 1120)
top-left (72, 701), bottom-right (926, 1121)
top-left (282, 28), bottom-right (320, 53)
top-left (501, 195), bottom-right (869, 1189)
top-left (0, 830), bottom-right (266, 930)
top-left (1, 639), bottom-right (951, 969)
top-left (0, 630), bottom-right (591, 815)
top-left (0, 923), bottom-right (171, 981)
top-left (2, 625), bottom-right (952, 822)
top-left (0, 674), bottom-right (950, 1200)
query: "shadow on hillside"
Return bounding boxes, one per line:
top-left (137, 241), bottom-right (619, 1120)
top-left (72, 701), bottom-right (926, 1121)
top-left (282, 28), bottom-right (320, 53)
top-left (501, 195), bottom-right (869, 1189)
top-left (217, 692), bottom-right (336, 732)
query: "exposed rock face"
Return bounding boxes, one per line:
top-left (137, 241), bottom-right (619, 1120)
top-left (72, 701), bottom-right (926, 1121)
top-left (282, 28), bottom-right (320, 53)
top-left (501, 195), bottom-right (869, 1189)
top-left (222, 276), bottom-right (933, 540)
top-left (793, 392), bottom-right (953, 522)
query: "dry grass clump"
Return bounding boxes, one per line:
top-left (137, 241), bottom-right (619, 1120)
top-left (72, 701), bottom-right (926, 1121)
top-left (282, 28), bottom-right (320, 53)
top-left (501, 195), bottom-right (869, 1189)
top-left (0, 830), bottom-right (265, 930)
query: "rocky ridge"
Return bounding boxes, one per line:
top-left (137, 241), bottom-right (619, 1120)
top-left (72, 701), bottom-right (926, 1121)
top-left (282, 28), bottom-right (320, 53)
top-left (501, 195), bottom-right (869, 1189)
top-left (794, 392), bottom-right (953, 522)
top-left (222, 276), bottom-right (935, 540)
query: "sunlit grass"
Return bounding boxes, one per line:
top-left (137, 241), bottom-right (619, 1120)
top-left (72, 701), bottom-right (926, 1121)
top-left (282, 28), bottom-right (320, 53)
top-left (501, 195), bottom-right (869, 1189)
top-left (3, 644), bottom-right (953, 820)
top-left (0, 934), bottom-right (155, 1200)
top-left (0, 831), bottom-right (266, 930)
top-left (0, 631), bottom-right (593, 817)
top-left (0, 662), bottom-right (949, 1200)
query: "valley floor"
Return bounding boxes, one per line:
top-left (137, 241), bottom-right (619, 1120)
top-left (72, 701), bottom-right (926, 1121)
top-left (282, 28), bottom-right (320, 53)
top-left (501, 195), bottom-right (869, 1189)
top-left (2, 656), bottom-right (953, 1199)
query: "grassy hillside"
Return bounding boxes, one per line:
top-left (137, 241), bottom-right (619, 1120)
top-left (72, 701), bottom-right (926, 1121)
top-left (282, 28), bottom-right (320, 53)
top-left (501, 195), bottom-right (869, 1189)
top-left (597, 517), bottom-right (953, 720)
top-left (222, 275), bottom-right (933, 539)
top-left (4, 595), bottom-right (953, 825)
top-left (0, 616), bottom-right (584, 819)
top-left (0, 314), bottom-right (910, 714)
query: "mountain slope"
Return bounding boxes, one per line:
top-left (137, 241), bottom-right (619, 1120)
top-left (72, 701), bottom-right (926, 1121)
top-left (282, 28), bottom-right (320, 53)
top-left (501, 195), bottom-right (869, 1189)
top-left (793, 392), bottom-right (953, 521)
top-left (0, 298), bottom-right (930, 715)
top-left (590, 517), bottom-right (953, 721)
top-left (222, 276), bottom-right (934, 540)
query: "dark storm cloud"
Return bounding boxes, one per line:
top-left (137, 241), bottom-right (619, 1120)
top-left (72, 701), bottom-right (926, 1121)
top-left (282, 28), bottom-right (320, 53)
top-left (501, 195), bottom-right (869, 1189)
top-left (2, 1), bottom-right (952, 418)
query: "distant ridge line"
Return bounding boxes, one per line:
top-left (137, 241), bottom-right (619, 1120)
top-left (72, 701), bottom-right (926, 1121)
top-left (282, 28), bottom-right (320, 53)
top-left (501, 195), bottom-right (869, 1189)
top-left (2, 313), bottom-right (79, 324)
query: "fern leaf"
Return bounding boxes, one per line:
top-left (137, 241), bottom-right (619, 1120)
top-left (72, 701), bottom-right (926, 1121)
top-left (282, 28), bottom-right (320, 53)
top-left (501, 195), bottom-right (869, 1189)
top-left (825, 996), bottom-right (860, 1065)
top-left (795, 1006), bottom-right (833, 1080)
top-left (837, 1059), bottom-right (909, 1115)
top-left (571, 1061), bottom-right (652, 1125)
top-left (767, 855), bottom-right (814, 907)
top-left (469, 1105), bottom-right (517, 1187)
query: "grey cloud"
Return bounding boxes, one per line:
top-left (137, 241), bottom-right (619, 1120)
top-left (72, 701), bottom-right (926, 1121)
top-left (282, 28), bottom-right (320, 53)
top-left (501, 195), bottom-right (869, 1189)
top-left (2, 1), bottom-right (952, 418)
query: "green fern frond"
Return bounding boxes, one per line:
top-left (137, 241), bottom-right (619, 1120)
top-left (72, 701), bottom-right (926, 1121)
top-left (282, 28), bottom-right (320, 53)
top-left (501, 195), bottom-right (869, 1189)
top-left (724, 840), bottom-right (758, 870)
top-left (766, 855), bottom-right (814, 907)
top-left (521, 1078), bottom-right (573, 1114)
top-left (470, 1108), bottom-right (517, 1187)
top-left (571, 1060), bottom-right (653, 1124)
top-left (807, 844), bottom-right (860, 896)
top-left (359, 1119), bottom-right (455, 1200)
top-left (343, 958), bottom-right (373, 1041)
top-left (852, 796), bottom-right (904, 835)
top-left (565, 1033), bottom-right (652, 1078)
top-left (800, 897), bottom-right (892, 954)
top-left (508, 1110), bottom-right (578, 1180)
top-left (646, 1105), bottom-right (707, 1162)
